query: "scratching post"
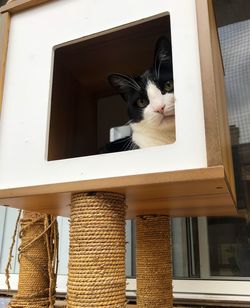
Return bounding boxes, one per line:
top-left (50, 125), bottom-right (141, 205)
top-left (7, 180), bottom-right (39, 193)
top-left (67, 192), bottom-right (127, 307)
top-left (136, 215), bottom-right (173, 308)
top-left (7, 211), bottom-right (58, 308)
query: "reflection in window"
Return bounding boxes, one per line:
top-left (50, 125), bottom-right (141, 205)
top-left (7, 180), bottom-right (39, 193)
top-left (208, 217), bottom-right (250, 277)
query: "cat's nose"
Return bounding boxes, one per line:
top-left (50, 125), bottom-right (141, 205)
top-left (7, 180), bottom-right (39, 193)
top-left (154, 105), bottom-right (165, 114)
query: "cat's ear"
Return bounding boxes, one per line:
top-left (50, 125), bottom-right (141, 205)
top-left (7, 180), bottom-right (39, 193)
top-left (108, 73), bottom-right (140, 102)
top-left (154, 36), bottom-right (172, 75)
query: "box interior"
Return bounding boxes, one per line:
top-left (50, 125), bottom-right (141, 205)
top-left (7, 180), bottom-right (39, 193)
top-left (48, 14), bottom-right (171, 161)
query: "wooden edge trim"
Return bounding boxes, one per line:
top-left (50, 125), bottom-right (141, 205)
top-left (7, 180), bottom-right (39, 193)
top-left (0, 12), bottom-right (10, 115)
top-left (195, 0), bottom-right (222, 166)
top-left (0, 166), bottom-right (226, 198)
top-left (208, 0), bottom-right (236, 198)
top-left (0, 166), bottom-right (237, 218)
top-left (196, 0), bottom-right (235, 198)
top-left (0, 0), bottom-right (51, 14)
top-left (224, 163), bottom-right (237, 206)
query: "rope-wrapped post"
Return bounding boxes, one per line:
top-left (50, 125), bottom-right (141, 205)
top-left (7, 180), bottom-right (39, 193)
top-left (7, 211), bottom-right (58, 308)
top-left (136, 215), bottom-right (173, 308)
top-left (67, 191), bottom-right (127, 307)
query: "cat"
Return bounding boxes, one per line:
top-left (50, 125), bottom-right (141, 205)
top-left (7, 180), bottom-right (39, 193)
top-left (100, 36), bottom-right (175, 153)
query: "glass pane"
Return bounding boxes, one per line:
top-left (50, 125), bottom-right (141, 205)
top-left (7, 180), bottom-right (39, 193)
top-left (172, 218), bottom-right (189, 278)
top-left (172, 218), bottom-right (200, 278)
top-left (208, 217), bottom-right (250, 277)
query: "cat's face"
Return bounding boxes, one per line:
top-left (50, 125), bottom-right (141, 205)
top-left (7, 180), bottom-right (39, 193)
top-left (108, 37), bottom-right (174, 129)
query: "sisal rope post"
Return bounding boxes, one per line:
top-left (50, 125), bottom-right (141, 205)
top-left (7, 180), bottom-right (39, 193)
top-left (67, 191), bottom-right (127, 308)
top-left (136, 215), bottom-right (173, 308)
top-left (7, 211), bottom-right (58, 308)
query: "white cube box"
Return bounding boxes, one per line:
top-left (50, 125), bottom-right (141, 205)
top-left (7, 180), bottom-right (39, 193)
top-left (0, 0), bottom-right (236, 217)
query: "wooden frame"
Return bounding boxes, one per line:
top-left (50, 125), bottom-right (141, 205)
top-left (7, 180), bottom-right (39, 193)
top-left (0, 0), bottom-right (237, 218)
top-left (0, 0), bottom-right (51, 14)
top-left (0, 12), bottom-right (10, 113)
top-left (0, 166), bottom-right (236, 217)
top-left (196, 0), bottom-right (235, 197)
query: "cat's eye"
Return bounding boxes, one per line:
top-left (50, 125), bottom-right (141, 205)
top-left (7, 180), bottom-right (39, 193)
top-left (164, 81), bottom-right (174, 93)
top-left (136, 99), bottom-right (147, 108)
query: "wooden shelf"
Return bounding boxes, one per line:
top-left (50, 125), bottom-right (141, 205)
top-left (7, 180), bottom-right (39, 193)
top-left (0, 166), bottom-right (237, 218)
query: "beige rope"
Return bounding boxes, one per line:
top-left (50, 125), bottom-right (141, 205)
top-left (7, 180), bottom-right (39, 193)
top-left (67, 191), bottom-right (127, 307)
top-left (136, 215), bottom-right (173, 308)
top-left (6, 211), bottom-right (58, 308)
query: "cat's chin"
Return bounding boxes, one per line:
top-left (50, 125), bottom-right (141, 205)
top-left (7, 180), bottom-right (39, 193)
top-left (131, 114), bottom-right (176, 148)
top-left (156, 114), bottom-right (175, 128)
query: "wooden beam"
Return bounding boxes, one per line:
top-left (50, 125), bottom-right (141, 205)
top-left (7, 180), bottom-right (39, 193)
top-left (196, 0), bottom-right (236, 199)
top-left (0, 12), bottom-right (10, 114)
top-left (196, 0), bottom-right (222, 167)
top-left (0, 0), bottom-right (51, 14)
top-left (0, 166), bottom-right (237, 218)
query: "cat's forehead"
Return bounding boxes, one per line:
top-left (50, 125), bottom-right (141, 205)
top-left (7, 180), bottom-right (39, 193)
top-left (146, 81), bottom-right (161, 97)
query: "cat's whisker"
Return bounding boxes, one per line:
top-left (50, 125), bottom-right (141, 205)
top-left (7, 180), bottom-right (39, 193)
top-left (123, 120), bottom-right (132, 126)
top-left (123, 138), bottom-right (132, 151)
top-left (132, 143), bottom-right (137, 150)
top-left (113, 137), bottom-right (131, 144)
top-left (127, 139), bottom-right (134, 150)
top-left (127, 138), bottom-right (135, 151)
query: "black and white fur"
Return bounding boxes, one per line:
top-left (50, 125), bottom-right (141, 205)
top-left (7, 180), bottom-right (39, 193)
top-left (100, 36), bottom-right (175, 153)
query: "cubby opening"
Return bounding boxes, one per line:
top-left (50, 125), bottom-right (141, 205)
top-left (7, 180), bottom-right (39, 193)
top-left (48, 14), bottom-right (172, 161)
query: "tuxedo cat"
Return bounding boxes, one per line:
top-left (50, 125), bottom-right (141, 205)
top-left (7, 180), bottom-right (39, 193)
top-left (100, 36), bottom-right (175, 153)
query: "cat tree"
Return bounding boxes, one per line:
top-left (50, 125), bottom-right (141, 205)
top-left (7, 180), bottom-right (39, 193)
top-left (0, 0), bottom-right (237, 307)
